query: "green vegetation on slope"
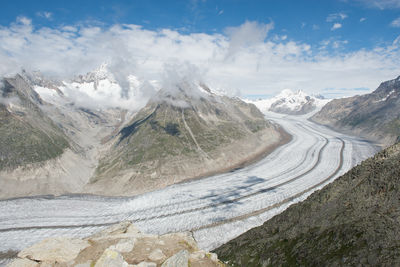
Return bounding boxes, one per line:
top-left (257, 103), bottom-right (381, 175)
top-left (215, 142), bottom-right (400, 266)
top-left (0, 76), bottom-right (69, 170)
top-left (94, 92), bottom-right (270, 179)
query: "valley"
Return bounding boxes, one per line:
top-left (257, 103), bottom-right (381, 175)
top-left (0, 112), bottom-right (377, 265)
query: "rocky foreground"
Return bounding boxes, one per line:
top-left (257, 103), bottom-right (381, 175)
top-left (8, 222), bottom-right (225, 267)
top-left (215, 142), bottom-right (400, 266)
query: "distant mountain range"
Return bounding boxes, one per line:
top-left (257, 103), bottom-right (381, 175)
top-left (0, 66), bottom-right (286, 198)
top-left (248, 89), bottom-right (330, 115)
top-left (311, 76), bottom-right (400, 146)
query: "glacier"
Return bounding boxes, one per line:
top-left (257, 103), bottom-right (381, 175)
top-left (0, 112), bottom-right (377, 265)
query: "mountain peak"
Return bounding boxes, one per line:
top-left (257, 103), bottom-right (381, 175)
top-left (247, 89), bottom-right (330, 115)
top-left (148, 80), bottom-right (215, 109)
top-left (74, 63), bottom-right (115, 85)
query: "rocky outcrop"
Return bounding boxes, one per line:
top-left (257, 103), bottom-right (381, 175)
top-left (215, 142), bottom-right (400, 266)
top-left (311, 75), bottom-right (400, 146)
top-left (9, 221), bottom-right (225, 267)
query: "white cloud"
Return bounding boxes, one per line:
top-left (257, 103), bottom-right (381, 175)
top-left (360, 17), bottom-right (367, 22)
top-left (224, 20), bottom-right (274, 58)
top-left (331, 23), bottom-right (343, 30)
top-left (390, 17), bottom-right (400, 27)
top-left (326, 12), bottom-right (348, 22)
top-left (37, 11), bottom-right (52, 20)
top-left (16, 16), bottom-right (31, 25)
top-left (355, 0), bottom-right (400, 9)
top-left (332, 40), bottom-right (349, 49)
top-left (62, 26), bottom-right (78, 32)
top-left (0, 17), bottom-right (400, 101)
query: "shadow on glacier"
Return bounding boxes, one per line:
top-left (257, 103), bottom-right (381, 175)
top-left (200, 176), bottom-right (274, 208)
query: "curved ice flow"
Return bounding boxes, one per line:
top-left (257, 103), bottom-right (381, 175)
top-left (0, 113), bottom-right (378, 254)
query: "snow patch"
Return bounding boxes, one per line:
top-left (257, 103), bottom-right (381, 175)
top-left (375, 89), bottom-right (396, 103)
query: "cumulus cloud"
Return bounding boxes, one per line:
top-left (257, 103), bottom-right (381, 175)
top-left (224, 21), bottom-right (274, 58)
top-left (360, 17), bottom-right (367, 22)
top-left (0, 16), bottom-right (399, 103)
top-left (391, 17), bottom-right (400, 27)
top-left (16, 16), bottom-right (31, 26)
top-left (331, 23), bottom-right (343, 30)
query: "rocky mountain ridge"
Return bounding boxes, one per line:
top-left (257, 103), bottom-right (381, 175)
top-left (311, 75), bottom-right (400, 146)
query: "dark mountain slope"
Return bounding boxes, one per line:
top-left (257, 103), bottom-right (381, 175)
top-left (86, 83), bottom-right (287, 196)
top-left (311, 76), bottom-right (400, 146)
top-left (215, 142), bottom-right (400, 266)
top-left (0, 75), bottom-right (69, 170)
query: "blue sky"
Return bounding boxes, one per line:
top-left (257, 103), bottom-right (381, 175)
top-left (0, 0), bottom-right (400, 97)
top-left (2, 0), bottom-right (399, 52)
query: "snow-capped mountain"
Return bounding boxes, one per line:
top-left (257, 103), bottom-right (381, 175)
top-left (27, 63), bottom-right (156, 111)
top-left (66, 63), bottom-right (146, 106)
top-left (248, 89), bottom-right (330, 115)
top-left (73, 63), bottom-right (115, 86)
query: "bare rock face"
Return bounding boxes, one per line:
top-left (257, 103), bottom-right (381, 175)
top-left (9, 221), bottom-right (225, 267)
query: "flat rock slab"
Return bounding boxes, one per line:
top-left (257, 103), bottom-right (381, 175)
top-left (17, 237), bottom-right (90, 264)
top-left (7, 258), bottom-right (39, 267)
